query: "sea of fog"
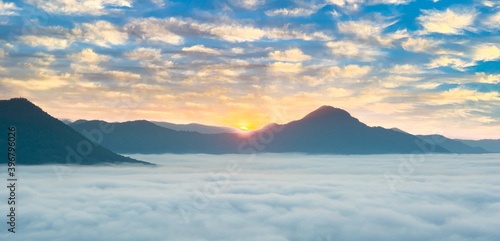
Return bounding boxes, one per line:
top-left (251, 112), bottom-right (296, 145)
top-left (1, 153), bottom-right (500, 241)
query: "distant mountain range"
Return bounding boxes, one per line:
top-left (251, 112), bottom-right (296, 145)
top-left (2, 98), bottom-right (495, 163)
top-left (0, 98), bottom-right (150, 165)
top-left (456, 139), bottom-right (500, 153)
top-left (69, 105), bottom-right (495, 155)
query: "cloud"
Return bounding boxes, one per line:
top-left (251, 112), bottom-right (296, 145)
top-left (425, 87), bottom-right (499, 105)
top-left (473, 44), bottom-right (500, 62)
top-left (182, 45), bottom-right (220, 55)
top-left (125, 18), bottom-right (184, 45)
top-left (231, 48), bottom-right (244, 54)
top-left (20, 35), bottom-right (70, 50)
top-left (385, 64), bottom-right (424, 74)
top-left (417, 9), bottom-right (476, 35)
top-left (73, 21), bottom-right (128, 47)
top-left (68, 49), bottom-right (110, 64)
top-left (124, 47), bottom-right (173, 83)
top-left (229, 0), bottom-right (264, 9)
top-left (25, 52), bottom-right (56, 68)
top-left (328, 65), bottom-right (372, 78)
top-left (473, 72), bottom-right (500, 84)
top-left (0, 0), bottom-right (19, 15)
top-left (427, 56), bottom-right (474, 71)
top-left (107, 70), bottom-right (142, 82)
top-left (269, 48), bottom-right (311, 62)
top-left (265, 8), bottom-right (318, 17)
top-left (401, 37), bottom-right (441, 53)
top-left (4, 154), bottom-right (500, 241)
top-left (326, 40), bottom-right (382, 61)
top-left (414, 82), bottom-right (440, 89)
top-left (269, 62), bottom-right (304, 74)
top-left (338, 20), bottom-right (385, 39)
top-left (125, 17), bottom-right (332, 44)
top-left (326, 0), bottom-right (363, 11)
top-left (25, 0), bottom-right (133, 15)
top-left (67, 49), bottom-right (111, 73)
top-left (151, 0), bottom-right (166, 8)
top-left (483, 12), bottom-right (500, 30)
top-left (1, 72), bottom-right (71, 90)
top-left (337, 20), bottom-right (407, 46)
top-left (368, 0), bottom-right (413, 4)
top-left (125, 48), bottom-right (162, 62)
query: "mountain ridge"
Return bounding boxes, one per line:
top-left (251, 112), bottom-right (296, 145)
top-left (69, 105), bottom-right (476, 155)
top-left (0, 98), bottom-right (151, 165)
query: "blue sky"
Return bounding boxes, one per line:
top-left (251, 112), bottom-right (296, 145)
top-left (0, 0), bottom-right (499, 139)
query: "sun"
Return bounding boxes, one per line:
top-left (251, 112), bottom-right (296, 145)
top-left (240, 126), bottom-right (248, 131)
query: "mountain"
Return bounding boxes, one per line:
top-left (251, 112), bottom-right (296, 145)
top-left (70, 105), bottom-right (457, 154)
top-left (245, 106), bottom-right (451, 154)
top-left (417, 135), bottom-right (488, 154)
top-left (456, 139), bottom-right (500, 153)
top-left (0, 98), bottom-right (151, 165)
top-left (140, 121), bottom-right (240, 134)
top-left (69, 120), bottom-right (241, 154)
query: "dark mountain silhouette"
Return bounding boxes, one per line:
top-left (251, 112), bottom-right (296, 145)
top-left (243, 106), bottom-right (451, 154)
top-left (456, 139), bottom-right (500, 153)
top-left (417, 135), bottom-right (487, 154)
top-left (69, 120), bottom-right (241, 154)
top-left (0, 98), bottom-right (151, 165)
top-left (70, 105), bottom-right (459, 155)
top-left (151, 121), bottom-right (241, 134)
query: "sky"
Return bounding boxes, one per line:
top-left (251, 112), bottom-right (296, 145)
top-left (0, 0), bottom-right (499, 139)
top-left (2, 153), bottom-right (500, 240)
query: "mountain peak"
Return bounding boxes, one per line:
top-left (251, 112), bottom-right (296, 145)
top-left (302, 105), bottom-right (352, 121)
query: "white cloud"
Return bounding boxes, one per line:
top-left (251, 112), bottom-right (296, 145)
top-left (1, 72), bottom-right (71, 90)
top-left (107, 70), bottom-right (141, 81)
top-left (326, 0), bottom-right (363, 11)
top-left (125, 18), bottom-right (184, 45)
top-left (401, 37), bottom-right (441, 53)
top-left (74, 21), bottom-right (128, 47)
top-left (125, 17), bottom-right (332, 44)
top-left (265, 8), bottom-right (317, 17)
top-left (369, 0), bottom-right (413, 4)
top-left (269, 48), bottom-right (311, 62)
top-left (269, 62), bottom-right (304, 74)
top-left (68, 49), bottom-right (110, 64)
top-left (124, 47), bottom-right (173, 83)
top-left (0, 0), bottom-right (19, 15)
top-left (231, 47), bottom-right (244, 54)
top-left (415, 82), bottom-right (440, 89)
top-left (20, 35), bottom-right (70, 50)
top-left (418, 9), bottom-right (476, 35)
top-left (25, 0), bottom-right (133, 15)
top-left (182, 45), bottom-right (220, 55)
top-left (337, 20), bottom-right (385, 39)
top-left (474, 72), bottom-right (500, 84)
top-left (125, 48), bottom-right (162, 62)
top-left (427, 56), bottom-right (474, 71)
top-left (6, 154), bottom-right (500, 241)
top-left (25, 52), bottom-right (56, 68)
top-left (337, 20), bottom-right (407, 46)
top-left (425, 87), bottom-right (499, 105)
top-left (385, 64), bottom-right (424, 74)
top-left (473, 44), bottom-right (500, 62)
top-left (67, 49), bottom-right (110, 73)
top-left (328, 65), bottom-right (372, 78)
top-left (483, 12), bottom-right (500, 30)
top-left (151, 0), bottom-right (165, 8)
top-left (230, 0), bottom-right (264, 9)
top-left (326, 40), bottom-right (382, 61)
